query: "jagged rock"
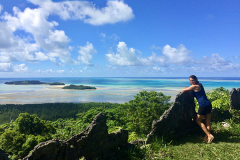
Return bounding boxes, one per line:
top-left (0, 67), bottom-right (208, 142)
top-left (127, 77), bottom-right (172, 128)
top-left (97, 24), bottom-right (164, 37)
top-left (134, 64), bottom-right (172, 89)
top-left (22, 139), bottom-right (72, 160)
top-left (146, 91), bottom-right (197, 143)
top-left (230, 88), bottom-right (240, 110)
top-left (22, 113), bottom-right (129, 160)
top-left (129, 139), bottom-right (146, 146)
top-left (0, 149), bottom-right (9, 160)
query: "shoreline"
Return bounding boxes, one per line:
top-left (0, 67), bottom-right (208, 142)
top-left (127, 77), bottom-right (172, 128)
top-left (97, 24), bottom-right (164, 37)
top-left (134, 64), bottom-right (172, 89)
top-left (0, 85), bottom-right (180, 105)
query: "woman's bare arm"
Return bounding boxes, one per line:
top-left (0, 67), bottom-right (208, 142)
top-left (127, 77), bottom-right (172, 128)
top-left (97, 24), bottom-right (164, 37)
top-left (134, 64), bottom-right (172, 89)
top-left (182, 85), bottom-right (197, 92)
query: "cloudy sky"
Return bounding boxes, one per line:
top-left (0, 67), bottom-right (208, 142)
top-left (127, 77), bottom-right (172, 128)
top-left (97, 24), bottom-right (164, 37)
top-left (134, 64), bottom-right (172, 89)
top-left (0, 0), bottom-right (239, 77)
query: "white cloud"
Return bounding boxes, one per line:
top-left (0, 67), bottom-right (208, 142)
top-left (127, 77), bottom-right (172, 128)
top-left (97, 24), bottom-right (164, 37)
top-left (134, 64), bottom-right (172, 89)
top-left (35, 52), bottom-right (49, 61)
top-left (13, 63), bottom-right (28, 72)
top-left (45, 69), bottom-right (53, 73)
top-left (0, 52), bottom-right (17, 63)
top-left (106, 41), bottom-right (140, 66)
top-left (0, 22), bottom-right (17, 49)
top-left (0, 63), bottom-right (12, 72)
top-left (0, 5), bottom-right (77, 65)
top-left (0, 63), bottom-right (28, 72)
top-left (32, 0), bottom-right (134, 25)
top-left (195, 53), bottom-right (238, 72)
top-left (106, 42), bottom-right (167, 67)
top-left (78, 42), bottom-right (97, 65)
top-left (139, 52), bottom-right (167, 67)
top-left (105, 42), bottom-right (240, 75)
top-left (153, 66), bottom-right (161, 71)
top-left (0, 0), bottom-right (132, 69)
top-left (56, 70), bottom-right (64, 73)
top-left (162, 44), bottom-right (193, 65)
top-left (0, 0), bottom-right (134, 72)
top-left (27, 0), bottom-right (51, 5)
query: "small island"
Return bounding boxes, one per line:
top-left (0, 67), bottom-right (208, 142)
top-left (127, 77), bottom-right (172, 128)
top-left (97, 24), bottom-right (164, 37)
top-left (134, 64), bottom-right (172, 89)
top-left (48, 82), bottom-right (65, 85)
top-left (5, 80), bottom-right (65, 85)
top-left (62, 84), bottom-right (96, 90)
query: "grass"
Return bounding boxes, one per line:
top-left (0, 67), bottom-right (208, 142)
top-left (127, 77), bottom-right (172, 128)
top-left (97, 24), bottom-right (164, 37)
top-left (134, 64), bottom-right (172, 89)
top-left (131, 120), bottom-right (240, 160)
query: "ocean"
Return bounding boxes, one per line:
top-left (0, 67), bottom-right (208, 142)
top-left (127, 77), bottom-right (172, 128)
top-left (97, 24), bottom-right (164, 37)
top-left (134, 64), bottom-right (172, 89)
top-left (0, 77), bottom-right (240, 104)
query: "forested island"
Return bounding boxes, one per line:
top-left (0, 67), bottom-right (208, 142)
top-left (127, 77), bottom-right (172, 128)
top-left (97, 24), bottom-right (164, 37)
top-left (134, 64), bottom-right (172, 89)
top-left (4, 80), bottom-right (65, 85)
top-left (62, 84), bottom-right (96, 90)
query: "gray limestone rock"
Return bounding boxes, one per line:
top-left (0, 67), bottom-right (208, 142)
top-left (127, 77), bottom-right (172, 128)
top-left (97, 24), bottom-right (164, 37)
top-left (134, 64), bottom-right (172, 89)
top-left (230, 88), bottom-right (240, 110)
top-left (22, 113), bottom-right (129, 160)
top-left (146, 91), bottom-right (197, 143)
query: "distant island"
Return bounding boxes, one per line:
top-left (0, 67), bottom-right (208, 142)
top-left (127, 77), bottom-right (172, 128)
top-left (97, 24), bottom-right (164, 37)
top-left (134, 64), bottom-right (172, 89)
top-left (62, 84), bottom-right (96, 90)
top-left (4, 80), bottom-right (65, 85)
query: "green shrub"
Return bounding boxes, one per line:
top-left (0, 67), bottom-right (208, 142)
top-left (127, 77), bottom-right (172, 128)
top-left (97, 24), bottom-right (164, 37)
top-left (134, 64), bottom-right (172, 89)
top-left (206, 87), bottom-right (230, 110)
top-left (16, 113), bottom-right (56, 135)
top-left (230, 109), bottom-right (240, 123)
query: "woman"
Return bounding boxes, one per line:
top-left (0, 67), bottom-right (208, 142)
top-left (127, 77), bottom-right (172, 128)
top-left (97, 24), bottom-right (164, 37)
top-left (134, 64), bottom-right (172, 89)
top-left (182, 75), bottom-right (214, 143)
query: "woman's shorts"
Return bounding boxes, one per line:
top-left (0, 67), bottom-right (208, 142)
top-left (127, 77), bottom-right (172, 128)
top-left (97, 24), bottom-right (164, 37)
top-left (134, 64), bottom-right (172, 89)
top-left (198, 104), bottom-right (212, 115)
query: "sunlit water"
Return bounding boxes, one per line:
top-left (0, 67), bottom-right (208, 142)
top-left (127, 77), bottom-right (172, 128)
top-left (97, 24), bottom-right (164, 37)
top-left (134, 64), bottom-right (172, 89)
top-left (0, 77), bottom-right (239, 104)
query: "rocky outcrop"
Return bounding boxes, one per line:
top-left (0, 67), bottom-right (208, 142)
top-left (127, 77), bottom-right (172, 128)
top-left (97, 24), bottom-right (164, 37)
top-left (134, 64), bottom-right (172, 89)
top-left (22, 113), bottom-right (129, 160)
top-left (0, 149), bottom-right (9, 160)
top-left (129, 139), bottom-right (146, 146)
top-left (230, 88), bottom-right (240, 110)
top-left (146, 91), bottom-right (197, 143)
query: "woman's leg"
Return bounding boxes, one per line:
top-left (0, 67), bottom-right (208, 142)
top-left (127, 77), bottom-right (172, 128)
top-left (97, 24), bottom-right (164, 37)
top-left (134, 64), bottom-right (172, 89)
top-left (205, 113), bottom-right (211, 132)
top-left (196, 114), bottom-right (214, 143)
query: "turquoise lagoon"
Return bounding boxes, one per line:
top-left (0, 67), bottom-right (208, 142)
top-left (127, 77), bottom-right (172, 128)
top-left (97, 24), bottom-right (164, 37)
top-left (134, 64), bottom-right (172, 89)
top-left (0, 77), bottom-right (239, 104)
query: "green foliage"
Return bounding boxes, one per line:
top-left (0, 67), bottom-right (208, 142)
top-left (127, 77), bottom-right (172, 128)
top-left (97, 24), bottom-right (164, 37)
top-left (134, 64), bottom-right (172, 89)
top-left (49, 82), bottom-right (65, 85)
top-left (0, 129), bottom-right (50, 159)
top-left (230, 109), bottom-right (240, 123)
top-left (0, 113), bottom-right (55, 159)
top-left (0, 130), bottom-right (25, 156)
top-left (128, 132), bottom-right (139, 142)
top-left (51, 118), bottom-right (89, 140)
top-left (4, 80), bottom-right (65, 85)
top-left (0, 126), bottom-right (4, 135)
top-left (77, 107), bottom-right (102, 123)
top-left (16, 113), bottom-right (56, 135)
top-left (117, 91), bottom-right (171, 134)
top-left (4, 80), bottom-right (45, 85)
top-left (62, 84), bottom-right (96, 90)
top-left (0, 102), bottom-right (119, 125)
top-left (206, 87), bottom-right (230, 110)
top-left (1, 88), bottom-right (238, 159)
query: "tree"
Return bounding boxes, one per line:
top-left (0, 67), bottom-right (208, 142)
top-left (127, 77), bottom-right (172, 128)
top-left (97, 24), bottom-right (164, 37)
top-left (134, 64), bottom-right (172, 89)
top-left (15, 113), bottom-right (56, 135)
top-left (118, 91), bottom-right (171, 134)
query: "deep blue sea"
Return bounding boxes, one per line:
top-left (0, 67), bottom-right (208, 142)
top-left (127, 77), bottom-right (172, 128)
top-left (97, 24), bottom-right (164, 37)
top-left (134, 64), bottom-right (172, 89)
top-left (0, 77), bottom-right (240, 104)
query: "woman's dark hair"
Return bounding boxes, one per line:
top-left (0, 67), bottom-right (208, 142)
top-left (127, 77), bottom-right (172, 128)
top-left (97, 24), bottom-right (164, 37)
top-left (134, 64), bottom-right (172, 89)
top-left (189, 75), bottom-right (199, 84)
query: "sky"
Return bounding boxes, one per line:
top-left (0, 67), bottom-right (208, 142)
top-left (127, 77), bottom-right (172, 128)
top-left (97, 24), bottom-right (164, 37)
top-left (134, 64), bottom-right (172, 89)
top-left (0, 0), bottom-right (240, 77)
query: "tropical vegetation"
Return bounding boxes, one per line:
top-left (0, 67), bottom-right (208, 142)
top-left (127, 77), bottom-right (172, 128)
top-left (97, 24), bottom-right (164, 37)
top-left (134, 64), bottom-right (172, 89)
top-left (0, 87), bottom-right (239, 160)
top-left (4, 80), bottom-right (65, 85)
top-left (62, 84), bottom-right (96, 90)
